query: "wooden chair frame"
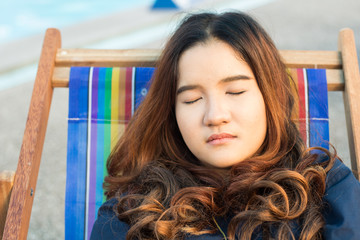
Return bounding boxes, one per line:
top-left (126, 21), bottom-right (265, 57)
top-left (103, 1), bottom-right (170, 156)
top-left (2, 27), bottom-right (360, 239)
top-left (0, 171), bottom-right (14, 239)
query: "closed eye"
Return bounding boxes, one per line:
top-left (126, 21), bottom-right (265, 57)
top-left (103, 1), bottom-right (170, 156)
top-left (184, 97), bottom-right (202, 104)
top-left (226, 91), bottom-right (245, 95)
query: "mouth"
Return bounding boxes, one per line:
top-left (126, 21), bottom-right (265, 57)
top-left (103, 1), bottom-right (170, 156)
top-left (207, 133), bottom-right (237, 145)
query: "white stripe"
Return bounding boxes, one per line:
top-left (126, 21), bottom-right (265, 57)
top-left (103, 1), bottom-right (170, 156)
top-left (67, 117), bottom-right (88, 121)
top-left (298, 117), bottom-right (329, 121)
top-left (85, 67), bottom-right (93, 240)
top-left (132, 67), bottom-right (136, 115)
top-left (68, 118), bottom-right (129, 123)
top-left (309, 117), bottom-right (329, 121)
top-left (303, 68), bottom-right (309, 147)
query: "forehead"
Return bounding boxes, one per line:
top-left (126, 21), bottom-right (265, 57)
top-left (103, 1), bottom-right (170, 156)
top-left (177, 39), bottom-right (254, 86)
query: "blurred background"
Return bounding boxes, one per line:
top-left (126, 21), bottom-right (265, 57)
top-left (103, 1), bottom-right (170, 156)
top-left (1, 0), bottom-right (359, 238)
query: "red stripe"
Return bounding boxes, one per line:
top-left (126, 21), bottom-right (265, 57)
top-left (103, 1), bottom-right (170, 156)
top-left (297, 68), bottom-right (307, 144)
top-left (125, 68), bottom-right (133, 122)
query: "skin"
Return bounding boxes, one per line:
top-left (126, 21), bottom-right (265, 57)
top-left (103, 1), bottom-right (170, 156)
top-left (175, 38), bottom-right (267, 168)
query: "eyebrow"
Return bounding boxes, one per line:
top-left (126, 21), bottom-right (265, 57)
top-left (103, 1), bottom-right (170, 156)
top-left (176, 74), bottom-right (252, 95)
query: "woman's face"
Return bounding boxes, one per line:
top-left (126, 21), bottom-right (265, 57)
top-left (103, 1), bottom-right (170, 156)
top-left (175, 39), bottom-right (267, 168)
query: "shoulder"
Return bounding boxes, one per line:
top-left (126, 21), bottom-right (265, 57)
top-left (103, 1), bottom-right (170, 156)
top-left (325, 158), bottom-right (356, 189)
top-left (90, 198), bottom-right (226, 240)
top-left (323, 159), bottom-right (360, 239)
top-left (90, 198), bottom-right (129, 240)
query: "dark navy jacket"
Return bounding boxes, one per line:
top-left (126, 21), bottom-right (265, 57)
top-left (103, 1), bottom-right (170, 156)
top-left (90, 160), bottom-right (360, 239)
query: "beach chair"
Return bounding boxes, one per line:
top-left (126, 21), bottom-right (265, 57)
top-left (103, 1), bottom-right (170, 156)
top-left (1, 27), bottom-right (360, 240)
top-left (0, 171), bottom-right (14, 239)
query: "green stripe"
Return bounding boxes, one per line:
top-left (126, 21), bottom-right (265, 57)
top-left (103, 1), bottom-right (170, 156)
top-left (103, 67), bottom-right (112, 202)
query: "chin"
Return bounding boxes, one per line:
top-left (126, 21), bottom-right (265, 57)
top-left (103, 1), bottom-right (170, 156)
top-left (209, 161), bottom-right (240, 169)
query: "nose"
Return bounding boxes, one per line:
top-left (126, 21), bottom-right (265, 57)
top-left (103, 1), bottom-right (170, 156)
top-left (203, 99), bottom-right (231, 127)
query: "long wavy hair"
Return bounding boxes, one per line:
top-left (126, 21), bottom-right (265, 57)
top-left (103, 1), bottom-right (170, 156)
top-left (105, 11), bottom-right (336, 239)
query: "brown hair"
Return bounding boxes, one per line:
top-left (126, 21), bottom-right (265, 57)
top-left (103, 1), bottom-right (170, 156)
top-left (105, 11), bottom-right (336, 239)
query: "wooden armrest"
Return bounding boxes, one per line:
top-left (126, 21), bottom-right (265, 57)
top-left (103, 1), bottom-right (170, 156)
top-left (0, 171), bottom-right (15, 239)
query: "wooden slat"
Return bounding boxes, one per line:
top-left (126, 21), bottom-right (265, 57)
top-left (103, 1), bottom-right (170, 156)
top-left (3, 28), bottom-right (61, 240)
top-left (52, 49), bottom-right (343, 88)
top-left (0, 171), bottom-right (15, 240)
top-left (280, 50), bottom-right (342, 69)
top-left (51, 66), bottom-right (345, 90)
top-left (339, 28), bottom-right (360, 178)
top-left (56, 48), bottom-right (159, 67)
top-left (55, 49), bottom-right (342, 69)
top-left (55, 49), bottom-right (343, 68)
top-left (52, 67), bottom-right (70, 88)
top-left (326, 69), bottom-right (345, 91)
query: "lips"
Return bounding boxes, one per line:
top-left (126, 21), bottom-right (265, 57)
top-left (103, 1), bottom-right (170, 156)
top-left (207, 133), bottom-right (236, 145)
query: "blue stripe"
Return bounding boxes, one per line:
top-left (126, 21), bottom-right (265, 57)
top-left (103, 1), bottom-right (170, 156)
top-left (134, 67), bottom-right (155, 110)
top-left (307, 69), bottom-right (329, 149)
top-left (95, 68), bottom-right (106, 213)
top-left (66, 67), bottom-right (90, 240)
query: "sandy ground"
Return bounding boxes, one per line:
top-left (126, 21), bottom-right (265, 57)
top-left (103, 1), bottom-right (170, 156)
top-left (1, 0), bottom-right (360, 238)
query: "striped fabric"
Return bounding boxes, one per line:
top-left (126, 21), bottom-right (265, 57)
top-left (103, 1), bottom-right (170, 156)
top-left (65, 67), bottom-right (328, 239)
top-left (66, 67), bottom-right (154, 240)
top-left (290, 68), bottom-right (329, 149)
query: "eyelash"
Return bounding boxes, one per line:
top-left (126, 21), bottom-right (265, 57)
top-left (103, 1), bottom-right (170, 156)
top-left (227, 91), bottom-right (245, 95)
top-left (184, 98), bottom-right (202, 104)
top-left (183, 91), bottom-right (245, 104)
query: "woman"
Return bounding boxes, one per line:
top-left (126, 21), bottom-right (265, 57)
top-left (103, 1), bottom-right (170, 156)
top-left (91, 12), bottom-right (360, 239)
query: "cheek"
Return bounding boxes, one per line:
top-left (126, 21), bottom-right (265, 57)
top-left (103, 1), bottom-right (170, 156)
top-left (234, 94), bottom-right (266, 121)
top-left (254, 99), bottom-right (267, 140)
top-left (175, 104), bottom-right (204, 153)
top-left (254, 101), bottom-right (267, 125)
top-left (239, 94), bottom-right (267, 137)
top-left (175, 106), bottom-right (192, 140)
